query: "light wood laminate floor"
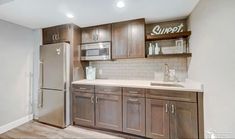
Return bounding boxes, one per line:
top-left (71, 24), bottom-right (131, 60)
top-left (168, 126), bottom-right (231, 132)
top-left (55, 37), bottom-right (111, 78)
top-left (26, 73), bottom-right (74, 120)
top-left (0, 121), bottom-right (126, 139)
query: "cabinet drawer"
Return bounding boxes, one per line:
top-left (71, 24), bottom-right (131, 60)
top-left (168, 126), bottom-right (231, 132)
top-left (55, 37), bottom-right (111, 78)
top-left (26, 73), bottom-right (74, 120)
top-left (123, 88), bottom-right (145, 97)
top-left (95, 86), bottom-right (122, 95)
top-left (72, 84), bottom-right (94, 93)
top-left (146, 89), bottom-right (197, 103)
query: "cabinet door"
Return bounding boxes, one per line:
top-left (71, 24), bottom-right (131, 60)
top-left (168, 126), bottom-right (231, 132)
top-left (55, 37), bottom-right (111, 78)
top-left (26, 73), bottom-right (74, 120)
top-left (128, 19), bottom-right (145, 58)
top-left (112, 22), bottom-right (129, 59)
top-left (42, 27), bottom-right (57, 44)
top-left (97, 24), bottom-right (111, 42)
top-left (146, 99), bottom-right (170, 138)
top-left (56, 25), bottom-right (70, 42)
top-left (95, 94), bottom-right (122, 131)
top-left (82, 27), bottom-right (95, 43)
top-left (123, 96), bottom-right (145, 136)
top-left (170, 101), bottom-right (198, 139)
top-left (42, 25), bottom-right (70, 44)
top-left (73, 92), bottom-right (95, 127)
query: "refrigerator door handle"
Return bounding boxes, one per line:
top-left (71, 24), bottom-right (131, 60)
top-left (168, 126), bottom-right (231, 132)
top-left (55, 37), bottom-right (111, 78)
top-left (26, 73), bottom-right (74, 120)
top-left (38, 89), bottom-right (44, 108)
top-left (64, 82), bottom-right (66, 90)
top-left (39, 61), bottom-right (44, 108)
top-left (41, 90), bottom-right (44, 108)
top-left (39, 61), bottom-right (43, 88)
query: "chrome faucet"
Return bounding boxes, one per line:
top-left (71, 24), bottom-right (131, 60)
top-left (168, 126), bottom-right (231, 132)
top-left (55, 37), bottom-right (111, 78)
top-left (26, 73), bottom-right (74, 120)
top-left (163, 64), bottom-right (170, 82)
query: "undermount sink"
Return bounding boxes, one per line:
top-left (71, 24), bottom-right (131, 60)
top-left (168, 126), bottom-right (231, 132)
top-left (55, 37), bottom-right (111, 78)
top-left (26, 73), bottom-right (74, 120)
top-left (150, 82), bottom-right (184, 88)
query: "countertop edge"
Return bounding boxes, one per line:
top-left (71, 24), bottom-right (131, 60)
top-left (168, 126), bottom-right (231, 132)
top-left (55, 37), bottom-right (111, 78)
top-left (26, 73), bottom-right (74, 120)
top-left (72, 80), bottom-right (204, 93)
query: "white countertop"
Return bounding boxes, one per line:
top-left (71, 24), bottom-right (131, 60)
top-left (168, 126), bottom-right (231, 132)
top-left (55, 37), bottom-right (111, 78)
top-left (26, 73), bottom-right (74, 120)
top-left (72, 79), bottom-right (203, 92)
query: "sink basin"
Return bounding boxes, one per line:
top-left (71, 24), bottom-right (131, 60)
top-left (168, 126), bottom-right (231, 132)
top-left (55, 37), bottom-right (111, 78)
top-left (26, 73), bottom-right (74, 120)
top-left (150, 82), bottom-right (184, 88)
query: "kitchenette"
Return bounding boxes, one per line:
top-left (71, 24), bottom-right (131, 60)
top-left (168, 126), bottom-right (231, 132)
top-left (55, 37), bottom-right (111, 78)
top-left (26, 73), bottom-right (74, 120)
top-left (36, 18), bottom-right (204, 139)
top-left (2, 0), bottom-right (235, 139)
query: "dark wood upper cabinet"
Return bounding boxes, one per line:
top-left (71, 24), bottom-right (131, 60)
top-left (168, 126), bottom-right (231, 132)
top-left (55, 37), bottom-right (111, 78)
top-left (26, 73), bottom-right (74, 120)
top-left (112, 19), bottom-right (145, 59)
top-left (112, 22), bottom-right (129, 59)
top-left (57, 25), bottom-right (70, 42)
top-left (81, 24), bottom-right (111, 44)
top-left (170, 101), bottom-right (198, 139)
top-left (146, 99), bottom-right (170, 138)
top-left (81, 27), bottom-right (95, 44)
top-left (128, 19), bottom-right (145, 58)
top-left (42, 24), bottom-right (70, 44)
top-left (95, 93), bottom-right (122, 131)
top-left (97, 25), bottom-right (111, 42)
top-left (42, 27), bottom-right (56, 44)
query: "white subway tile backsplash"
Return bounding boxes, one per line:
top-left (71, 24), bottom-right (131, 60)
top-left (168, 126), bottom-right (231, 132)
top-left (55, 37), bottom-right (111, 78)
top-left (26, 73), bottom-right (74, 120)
top-left (90, 58), bottom-right (188, 81)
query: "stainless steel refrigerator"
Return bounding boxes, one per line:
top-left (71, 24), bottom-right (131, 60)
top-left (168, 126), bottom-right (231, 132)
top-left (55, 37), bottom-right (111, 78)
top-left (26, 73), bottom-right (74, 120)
top-left (38, 43), bottom-right (70, 128)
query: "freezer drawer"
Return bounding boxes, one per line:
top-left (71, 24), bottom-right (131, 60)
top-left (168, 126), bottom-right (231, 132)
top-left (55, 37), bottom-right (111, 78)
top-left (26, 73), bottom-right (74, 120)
top-left (38, 89), bottom-right (66, 128)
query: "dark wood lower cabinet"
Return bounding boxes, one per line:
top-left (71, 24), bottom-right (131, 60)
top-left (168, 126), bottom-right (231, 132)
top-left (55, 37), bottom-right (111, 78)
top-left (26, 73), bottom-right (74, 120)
top-left (170, 101), bottom-right (198, 139)
top-left (146, 99), bottom-right (198, 139)
top-left (73, 85), bottom-right (202, 139)
top-left (146, 99), bottom-right (170, 138)
top-left (73, 92), bottom-right (95, 127)
top-left (95, 94), bottom-right (122, 131)
top-left (123, 96), bottom-right (145, 136)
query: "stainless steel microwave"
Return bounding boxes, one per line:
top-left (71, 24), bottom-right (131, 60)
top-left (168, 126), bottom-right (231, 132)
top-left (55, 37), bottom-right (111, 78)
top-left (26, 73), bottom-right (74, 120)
top-left (81, 42), bottom-right (111, 61)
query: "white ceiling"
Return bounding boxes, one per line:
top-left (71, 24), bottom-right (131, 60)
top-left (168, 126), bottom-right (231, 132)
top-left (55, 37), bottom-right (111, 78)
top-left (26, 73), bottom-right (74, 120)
top-left (0, 0), bottom-right (199, 29)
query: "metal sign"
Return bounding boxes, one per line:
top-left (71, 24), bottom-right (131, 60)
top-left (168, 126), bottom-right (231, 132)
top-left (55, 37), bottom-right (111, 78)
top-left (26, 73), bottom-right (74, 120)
top-left (151, 23), bottom-right (184, 35)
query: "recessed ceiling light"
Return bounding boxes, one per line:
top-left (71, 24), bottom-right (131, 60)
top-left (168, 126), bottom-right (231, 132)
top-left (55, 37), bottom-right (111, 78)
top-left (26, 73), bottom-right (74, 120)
top-left (66, 13), bottom-right (74, 19)
top-left (116, 1), bottom-right (125, 8)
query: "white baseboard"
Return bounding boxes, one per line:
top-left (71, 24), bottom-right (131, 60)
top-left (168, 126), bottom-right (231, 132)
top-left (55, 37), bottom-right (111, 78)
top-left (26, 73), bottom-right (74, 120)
top-left (0, 114), bottom-right (33, 134)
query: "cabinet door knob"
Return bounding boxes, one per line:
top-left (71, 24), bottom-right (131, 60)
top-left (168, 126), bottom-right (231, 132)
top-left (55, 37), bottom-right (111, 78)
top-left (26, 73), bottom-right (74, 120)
top-left (165, 104), bottom-right (168, 113)
top-left (171, 104), bottom-right (175, 114)
top-left (55, 34), bottom-right (59, 40)
top-left (91, 96), bottom-right (94, 104)
top-left (52, 34), bottom-right (55, 41)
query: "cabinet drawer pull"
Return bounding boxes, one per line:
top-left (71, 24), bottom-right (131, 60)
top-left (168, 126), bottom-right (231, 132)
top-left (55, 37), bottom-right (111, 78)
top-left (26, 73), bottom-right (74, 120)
top-left (79, 87), bottom-right (87, 90)
top-left (128, 98), bottom-right (139, 102)
top-left (165, 104), bottom-right (168, 113)
top-left (128, 91), bottom-right (139, 94)
top-left (104, 89), bottom-right (111, 92)
top-left (171, 104), bottom-right (175, 114)
top-left (96, 97), bottom-right (98, 103)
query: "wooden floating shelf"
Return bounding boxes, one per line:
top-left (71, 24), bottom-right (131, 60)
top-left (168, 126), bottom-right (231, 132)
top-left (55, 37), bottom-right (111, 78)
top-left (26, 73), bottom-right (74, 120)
top-left (146, 31), bottom-right (191, 41)
top-left (147, 53), bottom-right (192, 58)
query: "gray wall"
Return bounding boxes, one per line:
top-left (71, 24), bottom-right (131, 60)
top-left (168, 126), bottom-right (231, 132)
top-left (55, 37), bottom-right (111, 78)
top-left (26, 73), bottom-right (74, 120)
top-left (189, 0), bottom-right (235, 138)
top-left (0, 20), bottom-right (35, 126)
